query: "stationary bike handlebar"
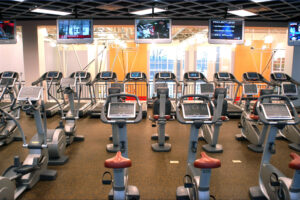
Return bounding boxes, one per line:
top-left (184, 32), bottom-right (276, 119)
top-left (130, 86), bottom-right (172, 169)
top-left (176, 94), bottom-right (217, 125)
top-left (256, 94), bottom-right (300, 125)
top-left (101, 93), bottom-right (142, 124)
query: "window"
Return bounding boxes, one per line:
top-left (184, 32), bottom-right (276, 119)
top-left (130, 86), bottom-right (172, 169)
top-left (272, 50), bottom-right (285, 72)
top-left (196, 47), bottom-right (208, 76)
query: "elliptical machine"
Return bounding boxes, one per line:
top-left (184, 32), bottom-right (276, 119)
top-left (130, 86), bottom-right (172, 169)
top-left (0, 71), bottom-right (22, 146)
top-left (150, 87), bottom-right (172, 152)
top-left (57, 78), bottom-right (84, 145)
top-left (270, 72), bottom-right (300, 151)
top-left (199, 88), bottom-right (228, 153)
top-left (236, 72), bottom-right (274, 153)
top-left (249, 94), bottom-right (300, 200)
top-left (176, 94), bottom-right (222, 200)
top-left (0, 86), bottom-right (57, 200)
top-left (101, 93), bottom-right (142, 200)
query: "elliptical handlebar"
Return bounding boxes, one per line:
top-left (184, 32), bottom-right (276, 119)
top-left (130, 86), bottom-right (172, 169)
top-left (256, 94), bottom-right (300, 125)
top-left (101, 93), bottom-right (142, 124)
top-left (176, 94), bottom-right (216, 125)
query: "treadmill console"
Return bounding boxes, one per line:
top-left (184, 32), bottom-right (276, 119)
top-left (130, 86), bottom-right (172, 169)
top-left (261, 103), bottom-right (292, 120)
top-left (188, 72), bottom-right (200, 79)
top-left (2, 71), bottom-right (14, 78)
top-left (273, 73), bottom-right (287, 81)
top-left (246, 72), bottom-right (259, 80)
top-left (158, 72), bottom-right (172, 79)
top-left (100, 71), bottom-right (113, 79)
top-left (243, 84), bottom-right (258, 95)
top-left (75, 71), bottom-right (87, 79)
top-left (17, 86), bottom-right (43, 101)
top-left (217, 72), bottom-right (230, 79)
top-left (200, 83), bottom-right (214, 95)
top-left (282, 83), bottom-right (298, 96)
top-left (182, 103), bottom-right (211, 120)
top-left (108, 102), bottom-right (136, 119)
top-left (130, 72), bottom-right (142, 79)
top-left (46, 71), bottom-right (60, 79)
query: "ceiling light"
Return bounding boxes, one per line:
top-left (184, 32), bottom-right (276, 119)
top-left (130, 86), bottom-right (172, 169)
top-left (31, 8), bottom-right (71, 16)
top-left (228, 9), bottom-right (257, 17)
top-left (130, 7), bottom-right (166, 15)
top-left (264, 35), bottom-right (273, 44)
top-left (251, 0), bottom-right (272, 3)
top-left (245, 39), bottom-right (252, 46)
top-left (262, 45), bottom-right (267, 50)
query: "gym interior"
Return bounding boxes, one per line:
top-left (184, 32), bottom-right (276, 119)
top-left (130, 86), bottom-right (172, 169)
top-left (1, 0), bottom-right (300, 200)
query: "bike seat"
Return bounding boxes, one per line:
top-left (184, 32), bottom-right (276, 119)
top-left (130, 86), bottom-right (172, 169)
top-left (153, 115), bottom-right (171, 120)
top-left (104, 151), bottom-right (131, 169)
top-left (250, 114), bottom-right (259, 120)
top-left (221, 116), bottom-right (228, 121)
top-left (194, 152), bottom-right (221, 169)
top-left (289, 152), bottom-right (300, 170)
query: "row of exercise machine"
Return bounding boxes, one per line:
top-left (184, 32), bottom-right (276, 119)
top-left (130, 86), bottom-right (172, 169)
top-left (0, 70), bottom-right (299, 200)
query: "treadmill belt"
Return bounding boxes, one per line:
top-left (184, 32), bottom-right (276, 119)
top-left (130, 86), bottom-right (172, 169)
top-left (44, 102), bottom-right (58, 109)
top-left (64, 103), bottom-right (86, 111)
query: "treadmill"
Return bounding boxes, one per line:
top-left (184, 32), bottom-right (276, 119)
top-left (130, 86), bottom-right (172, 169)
top-left (183, 71), bottom-right (214, 97)
top-left (153, 71), bottom-right (179, 116)
top-left (270, 72), bottom-right (300, 113)
top-left (63, 71), bottom-right (95, 118)
top-left (0, 71), bottom-right (20, 110)
top-left (214, 72), bottom-right (242, 118)
top-left (31, 71), bottom-right (63, 117)
top-left (89, 71), bottom-right (118, 117)
top-left (123, 72), bottom-right (148, 118)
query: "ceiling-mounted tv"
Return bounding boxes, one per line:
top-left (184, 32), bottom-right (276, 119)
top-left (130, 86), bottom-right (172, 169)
top-left (57, 19), bottom-right (93, 44)
top-left (0, 20), bottom-right (17, 44)
top-left (208, 19), bottom-right (244, 44)
top-left (288, 22), bottom-right (300, 46)
top-left (135, 18), bottom-right (172, 44)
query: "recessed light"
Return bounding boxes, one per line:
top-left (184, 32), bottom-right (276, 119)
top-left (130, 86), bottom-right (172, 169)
top-left (251, 0), bottom-right (272, 3)
top-left (31, 8), bottom-right (71, 16)
top-left (228, 9), bottom-right (257, 17)
top-left (130, 7), bottom-right (166, 15)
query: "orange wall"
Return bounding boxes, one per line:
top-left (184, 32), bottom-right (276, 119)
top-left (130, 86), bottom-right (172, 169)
top-left (108, 42), bottom-right (148, 81)
top-left (234, 40), bottom-right (272, 82)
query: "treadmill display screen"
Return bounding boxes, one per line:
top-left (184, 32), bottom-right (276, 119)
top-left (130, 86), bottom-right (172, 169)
top-left (75, 71), bottom-right (87, 79)
top-left (218, 72), bottom-right (230, 79)
top-left (2, 71), bottom-right (14, 78)
top-left (0, 78), bottom-right (15, 87)
top-left (274, 73), bottom-right (287, 80)
top-left (47, 71), bottom-right (59, 79)
top-left (100, 72), bottom-right (113, 79)
top-left (188, 72), bottom-right (200, 79)
top-left (243, 84), bottom-right (258, 95)
top-left (159, 72), bottom-right (171, 79)
top-left (261, 103), bottom-right (292, 120)
top-left (182, 103), bottom-right (211, 119)
top-left (108, 102), bottom-right (136, 119)
top-left (200, 83), bottom-right (214, 95)
top-left (246, 72), bottom-right (259, 80)
top-left (130, 72), bottom-right (142, 79)
top-left (282, 83), bottom-right (297, 96)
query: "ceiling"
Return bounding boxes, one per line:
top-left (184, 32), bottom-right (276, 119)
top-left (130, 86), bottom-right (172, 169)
top-left (0, 0), bottom-right (299, 22)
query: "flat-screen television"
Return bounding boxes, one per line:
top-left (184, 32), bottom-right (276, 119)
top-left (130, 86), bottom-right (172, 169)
top-left (208, 19), bottom-right (244, 44)
top-left (0, 20), bottom-right (17, 44)
top-left (288, 22), bottom-right (300, 46)
top-left (57, 19), bottom-right (93, 44)
top-left (135, 18), bottom-right (171, 44)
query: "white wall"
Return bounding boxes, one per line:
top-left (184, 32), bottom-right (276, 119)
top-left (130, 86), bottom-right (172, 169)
top-left (0, 30), bottom-right (25, 80)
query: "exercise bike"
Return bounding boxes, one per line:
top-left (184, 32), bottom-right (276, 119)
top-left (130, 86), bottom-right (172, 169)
top-left (0, 71), bottom-right (22, 146)
top-left (0, 86), bottom-right (57, 200)
top-left (198, 87), bottom-right (228, 153)
top-left (176, 94), bottom-right (222, 200)
top-left (150, 87), bottom-right (172, 152)
top-left (57, 77), bottom-right (84, 145)
top-left (101, 93), bottom-right (142, 200)
top-left (249, 94), bottom-right (300, 200)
